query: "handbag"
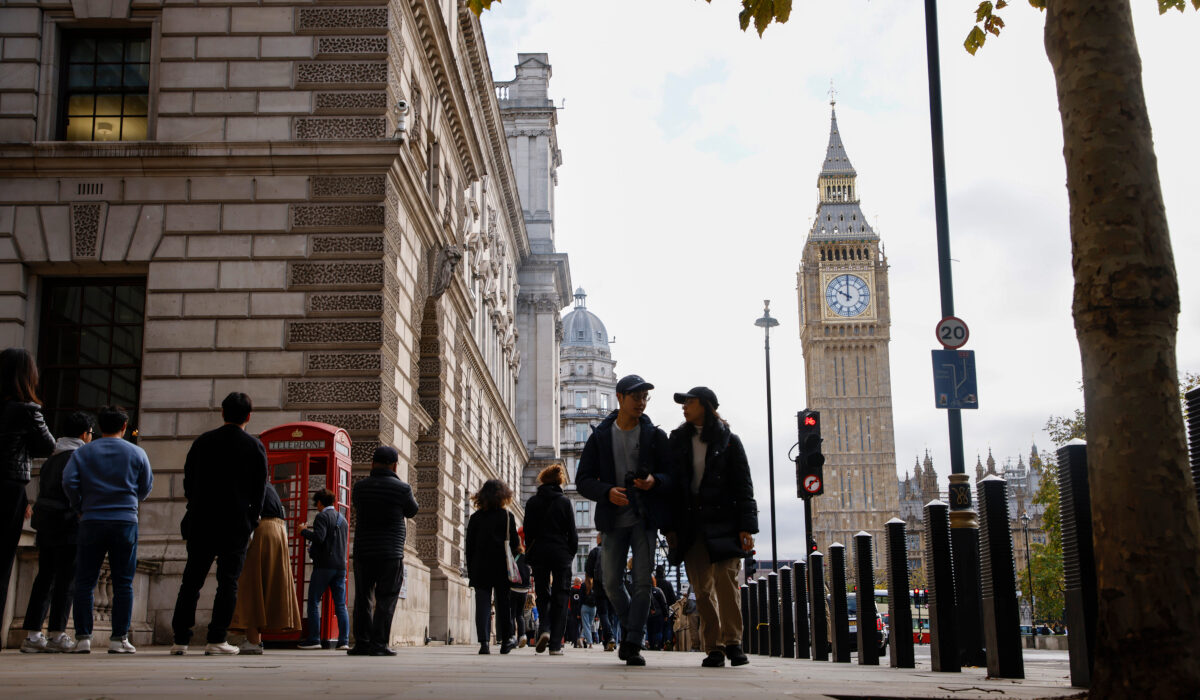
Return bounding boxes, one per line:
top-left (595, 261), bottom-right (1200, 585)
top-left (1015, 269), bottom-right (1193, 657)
top-left (504, 510), bottom-right (523, 584)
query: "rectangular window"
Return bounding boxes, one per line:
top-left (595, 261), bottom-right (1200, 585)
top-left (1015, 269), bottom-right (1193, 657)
top-left (574, 424), bottom-right (589, 443)
top-left (59, 30), bottom-right (151, 141)
top-left (599, 393), bottom-right (608, 410)
top-left (575, 544), bottom-right (590, 574)
top-left (574, 391), bottom-right (588, 409)
top-left (575, 501), bottom-right (590, 528)
top-left (38, 277), bottom-right (146, 436)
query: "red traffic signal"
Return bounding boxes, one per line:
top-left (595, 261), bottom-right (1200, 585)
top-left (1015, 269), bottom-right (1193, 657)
top-left (804, 415), bottom-right (817, 427)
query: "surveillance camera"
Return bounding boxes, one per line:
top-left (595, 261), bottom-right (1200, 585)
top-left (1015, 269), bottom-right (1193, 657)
top-left (394, 99), bottom-right (409, 114)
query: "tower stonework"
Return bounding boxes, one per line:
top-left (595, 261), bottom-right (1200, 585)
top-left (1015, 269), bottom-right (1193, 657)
top-left (797, 105), bottom-right (900, 570)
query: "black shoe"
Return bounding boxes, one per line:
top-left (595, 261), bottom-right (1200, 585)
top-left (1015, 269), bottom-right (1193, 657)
top-left (535, 632), bottom-right (550, 654)
top-left (347, 646), bottom-right (370, 656)
top-left (617, 642), bottom-right (630, 660)
top-left (701, 650), bottom-right (726, 667)
top-left (499, 642), bottom-right (513, 654)
top-left (625, 646), bottom-right (646, 667)
top-left (479, 643), bottom-right (490, 654)
top-left (725, 644), bottom-right (749, 666)
top-left (369, 647), bottom-right (397, 656)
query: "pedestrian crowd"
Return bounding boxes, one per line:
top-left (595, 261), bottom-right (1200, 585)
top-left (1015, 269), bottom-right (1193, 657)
top-left (2, 345), bottom-right (757, 669)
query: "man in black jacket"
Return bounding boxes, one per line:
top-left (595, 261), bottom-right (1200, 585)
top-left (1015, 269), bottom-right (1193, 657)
top-left (298, 487), bottom-right (349, 649)
top-left (170, 392), bottom-right (268, 656)
top-left (20, 411), bottom-right (92, 653)
top-left (346, 446), bottom-right (418, 656)
top-left (576, 374), bottom-right (674, 666)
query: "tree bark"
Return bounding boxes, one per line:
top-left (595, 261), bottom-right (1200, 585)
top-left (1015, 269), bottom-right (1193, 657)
top-left (1044, 1), bottom-right (1200, 696)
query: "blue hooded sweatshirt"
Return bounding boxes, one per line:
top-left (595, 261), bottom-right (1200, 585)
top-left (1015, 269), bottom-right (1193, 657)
top-left (62, 437), bottom-right (153, 522)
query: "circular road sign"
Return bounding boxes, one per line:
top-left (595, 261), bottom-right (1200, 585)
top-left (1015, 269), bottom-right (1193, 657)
top-left (936, 316), bottom-right (969, 349)
top-left (803, 474), bottom-right (822, 494)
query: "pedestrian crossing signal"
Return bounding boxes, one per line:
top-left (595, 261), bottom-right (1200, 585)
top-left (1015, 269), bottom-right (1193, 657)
top-left (796, 409), bottom-right (824, 497)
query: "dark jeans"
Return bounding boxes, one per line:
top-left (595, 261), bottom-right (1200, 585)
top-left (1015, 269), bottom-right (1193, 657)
top-left (601, 520), bottom-right (657, 648)
top-left (171, 535), bottom-right (249, 645)
top-left (508, 590), bottom-right (527, 640)
top-left (22, 541), bottom-right (76, 633)
top-left (532, 564), bottom-right (571, 652)
top-left (74, 520), bottom-right (138, 640)
top-left (647, 613), bottom-right (665, 649)
top-left (596, 595), bottom-right (615, 643)
top-left (0, 480), bottom-right (28, 639)
top-left (352, 557), bottom-right (402, 651)
top-left (304, 567), bottom-right (348, 646)
top-left (474, 583), bottom-right (511, 645)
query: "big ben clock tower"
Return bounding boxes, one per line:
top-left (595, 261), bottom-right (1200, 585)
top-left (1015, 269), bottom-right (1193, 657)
top-left (797, 104), bottom-right (900, 568)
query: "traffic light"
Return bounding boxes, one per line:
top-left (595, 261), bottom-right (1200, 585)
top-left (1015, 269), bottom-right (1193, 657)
top-left (796, 409), bottom-right (825, 497)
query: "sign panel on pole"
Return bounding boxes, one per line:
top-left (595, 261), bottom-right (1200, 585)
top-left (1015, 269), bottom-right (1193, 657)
top-left (932, 349), bottom-right (979, 409)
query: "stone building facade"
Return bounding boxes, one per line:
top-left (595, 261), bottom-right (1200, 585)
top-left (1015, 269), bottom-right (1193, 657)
top-left (897, 451), bottom-right (941, 579)
top-left (558, 288), bottom-right (616, 574)
top-left (797, 104), bottom-right (901, 572)
top-left (0, 0), bottom-right (561, 648)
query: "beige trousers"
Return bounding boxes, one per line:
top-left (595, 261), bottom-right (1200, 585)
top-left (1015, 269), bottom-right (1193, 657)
top-left (683, 537), bottom-right (743, 654)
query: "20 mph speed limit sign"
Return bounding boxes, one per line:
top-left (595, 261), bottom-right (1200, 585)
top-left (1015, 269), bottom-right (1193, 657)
top-left (936, 316), bottom-right (969, 349)
top-left (803, 474), bottom-right (822, 494)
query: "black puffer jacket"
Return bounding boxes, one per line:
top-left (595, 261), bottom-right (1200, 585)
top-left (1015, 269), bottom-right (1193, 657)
top-left (351, 467), bottom-right (419, 559)
top-left (576, 412), bottom-right (675, 532)
top-left (667, 421), bottom-right (758, 563)
top-left (0, 400), bottom-right (55, 483)
top-left (523, 483), bottom-right (578, 569)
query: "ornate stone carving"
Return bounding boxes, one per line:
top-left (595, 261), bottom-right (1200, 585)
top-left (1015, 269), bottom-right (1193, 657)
top-left (309, 293), bottom-right (383, 314)
top-left (305, 352), bottom-right (381, 372)
top-left (351, 440), bottom-right (379, 465)
top-left (297, 62), bottom-right (386, 87)
top-left (285, 379), bottom-right (381, 405)
top-left (295, 117), bottom-right (386, 140)
top-left (316, 36), bottom-right (387, 56)
top-left (302, 412), bottom-right (381, 432)
top-left (70, 202), bottom-right (105, 259)
top-left (287, 320), bottom-right (381, 345)
top-left (289, 262), bottom-right (383, 288)
top-left (430, 245), bottom-right (462, 300)
top-left (291, 204), bottom-right (384, 230)
top-left (311, 175), bottom-right (385, 200)
top-left (298, 7), bottom-right (388, 33)
top-left (311, 234), bottom-right (384, 256)
top-left (314, 91), bottom-right (388, 115)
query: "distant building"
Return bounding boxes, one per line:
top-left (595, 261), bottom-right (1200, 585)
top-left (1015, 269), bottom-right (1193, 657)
top-left (558, 288), bottom-right (616, 574)
top-left (897, 451), bottom-right (941, 577)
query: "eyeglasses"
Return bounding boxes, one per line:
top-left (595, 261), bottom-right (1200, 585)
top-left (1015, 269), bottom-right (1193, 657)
top-left (629, 392), bottom-right (650, 404)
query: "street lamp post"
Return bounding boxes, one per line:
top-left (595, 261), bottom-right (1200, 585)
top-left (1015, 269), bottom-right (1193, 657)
top-left (1021, 511), bottom-right (1035, 624)
top-left (755, 300), bottom-right (780, 572)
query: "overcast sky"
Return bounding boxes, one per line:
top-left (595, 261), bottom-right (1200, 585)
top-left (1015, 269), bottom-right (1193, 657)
top-left (480, 1), bottom-right (1199, 561)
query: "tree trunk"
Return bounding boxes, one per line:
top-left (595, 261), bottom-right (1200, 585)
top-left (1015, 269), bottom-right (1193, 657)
top-left (1044, 1), bottom-right (1200, 696)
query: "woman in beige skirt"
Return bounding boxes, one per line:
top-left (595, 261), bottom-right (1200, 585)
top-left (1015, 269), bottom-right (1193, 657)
top-left (230, 485), bottom-right (301, 653)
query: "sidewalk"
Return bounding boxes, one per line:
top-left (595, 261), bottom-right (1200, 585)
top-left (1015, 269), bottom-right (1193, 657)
top-left (2, 644), bottom-right (1084, 699)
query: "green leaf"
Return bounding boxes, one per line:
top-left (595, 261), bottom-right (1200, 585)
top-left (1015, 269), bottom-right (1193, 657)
top-left (964, 25), bottom-right (986, 55)
top-left (1028, 0), bottom-right (1046, 9)
top-left (976, 1), bottom-right (994, 23)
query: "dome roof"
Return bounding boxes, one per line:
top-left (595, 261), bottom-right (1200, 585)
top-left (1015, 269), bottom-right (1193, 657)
top-left (562, 289), bottom-right (609, 349)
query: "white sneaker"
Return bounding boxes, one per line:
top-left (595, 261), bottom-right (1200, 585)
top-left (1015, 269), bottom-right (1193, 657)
top-left (204, 641), bottom-right (240, 656)
top-left (297, 642), bottom-right (323, 650)
top-left (46, 634), bottom-right (76, 653)
top-left (21, 635), bottom-right (48, 653)
top-left (237, 640), bottom-right (263, 655)
top-left (169, 644), bottom-right (188, 655)
top-left (336, 644), bottom-right (349, 651)
top-left (72, 637), bottom-right (92, 654)
top-left (108, 638), bottom-right (136, 654)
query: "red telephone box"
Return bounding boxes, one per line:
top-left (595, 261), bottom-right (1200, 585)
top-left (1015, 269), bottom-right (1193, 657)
top-left (260, 422), bottom-right (352, 645)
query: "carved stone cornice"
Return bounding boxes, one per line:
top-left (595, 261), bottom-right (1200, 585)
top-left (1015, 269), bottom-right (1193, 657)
top-left (410, 0), bottom-right (482, 182)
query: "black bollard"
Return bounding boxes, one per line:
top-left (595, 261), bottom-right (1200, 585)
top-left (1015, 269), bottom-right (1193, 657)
top-left (780, 566), bottom-right (796, 658)
top-left (885, 518), bottom-right (915, 668)
top-left (1058, 443), bottom-right (1097, 688)
top-left (794, 561), bottom-right (810, 659)
top-left (924, 499), bottom-right (960, 672)
top-left (1188, 388), bottom-right (1200, 515)
top-left (854, 531), bottom-right (879, 665)
top-left (808, 551), bottom-right (827, 661)
top-left (828, 543), bottom-right (851, 663)
top-left (741, 584), bottom-right (751, 655)
top-left (756, 576), bottom-right (770, 656)
top-left (747, 579), bottom-right (758, 654)
top-left (768, 572), bottom-right (781, 656)
top-left (977, 475), bottom-right (1024, 678)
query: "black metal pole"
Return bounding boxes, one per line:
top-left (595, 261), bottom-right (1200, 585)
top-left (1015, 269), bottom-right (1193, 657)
top-left (757, 302), bottom-right (780, 572)
top-left (923, 0), bottom-right (984, 668)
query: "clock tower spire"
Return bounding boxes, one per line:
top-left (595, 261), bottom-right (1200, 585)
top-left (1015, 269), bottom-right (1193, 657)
top-left (797, 105), bottom-right (900, 571)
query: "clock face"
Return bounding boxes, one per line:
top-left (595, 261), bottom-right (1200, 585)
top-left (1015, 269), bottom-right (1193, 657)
top-left (825, 274), bottom-right (871, 317)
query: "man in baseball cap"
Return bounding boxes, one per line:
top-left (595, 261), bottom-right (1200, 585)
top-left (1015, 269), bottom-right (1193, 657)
top-left (576, 375), bottom-right (675, 666)
top-left (347, 445), bottom-right (419, 656)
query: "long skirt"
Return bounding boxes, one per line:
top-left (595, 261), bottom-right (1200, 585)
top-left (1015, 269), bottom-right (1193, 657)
top-left (229, 517), bottom-right (301, 632)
